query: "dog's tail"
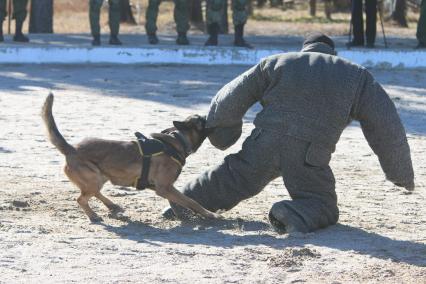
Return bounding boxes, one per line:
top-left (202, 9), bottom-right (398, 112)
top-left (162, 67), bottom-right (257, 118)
top-left (42, 93), bottom-right (76, 156)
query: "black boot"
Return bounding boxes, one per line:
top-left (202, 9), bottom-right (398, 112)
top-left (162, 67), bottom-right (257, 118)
top-left (92, 34), bottom-right (101, 46)
top-left (0, 24), bottom-right (3, 42)
top-left (346, 40), bottom-right (364, 48)
top-left (204, 23), bottom-right (219, 46)
top-left (109, 34), bottom-right (122, 45)
top-left (234, 24), bottom-right (252, 48)
top-left (13, 20), bottom-right (29, 43)
top-left (148, 33), bottom-right (159, 44)
top-left (366, 42), bottom-right (375, 49)
top-left (176, 32), bottom-right (189, 45)
top-left (415, 42), bottom-right (426, 49)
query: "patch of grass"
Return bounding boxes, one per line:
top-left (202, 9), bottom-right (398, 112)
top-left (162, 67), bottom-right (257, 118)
top-left (251, 13), bottom-right (348, 24)
top-left (250, 13), bottom-right (285, 22)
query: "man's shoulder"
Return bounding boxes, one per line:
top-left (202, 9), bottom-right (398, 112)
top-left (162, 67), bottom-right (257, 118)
top-left (262, 51), bottom-right (366, 72)
top-left (261, 52), bottom-right (301, 62)
top-left (259, 52), bottom-right (304, 70)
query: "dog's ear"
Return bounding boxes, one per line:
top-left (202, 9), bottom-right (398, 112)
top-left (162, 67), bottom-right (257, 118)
top-left (193, 115), bottom-right (207, 132)
top-left (173, 121), bottom-right (189, 131)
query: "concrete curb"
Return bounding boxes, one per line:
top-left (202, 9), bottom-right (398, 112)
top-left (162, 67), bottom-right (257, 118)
top-left (1, 46), bottom-right (425, 67)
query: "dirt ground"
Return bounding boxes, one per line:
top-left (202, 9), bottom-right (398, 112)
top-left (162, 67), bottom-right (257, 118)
top-left (0, 65), bottom-right (425, 283)
top-left (0, 0), bottom-right (421, 38)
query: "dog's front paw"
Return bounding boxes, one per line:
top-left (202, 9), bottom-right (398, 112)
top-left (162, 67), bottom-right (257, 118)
top-left (206, 212), bottom-right (222, 220)
top-left (89, 215), bottom-right (104, 223)
top-left (108, 211), bottom-right (130, 221)
top-left (109, 204), bottom-right (125, 214)
top-left (213, 213), bottom-right (223, 220)
top-left (162, 207), bottom-right (177, 220)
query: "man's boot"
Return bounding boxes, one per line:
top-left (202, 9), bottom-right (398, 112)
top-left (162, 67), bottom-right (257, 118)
top-left (234, 24), bottom-right (252, 48)
top-left (91, 34), bottom-right (101, 46)
top-left (415, 41), bottom-right (426, 49)
top-left (176, 32), bottom-right (189, 45)
top-left (204, 23), bottom-right (219, 46)
top-left (148, 32), bottom-right (159, 44)
top-left (13, 20), bottom-right (29, 43)
top-left (109, 34), bottom-right (122, 45)
top-left (346, 40), bottom-right (364, 48)
top-left (366, 42), bottom-right (375, 49)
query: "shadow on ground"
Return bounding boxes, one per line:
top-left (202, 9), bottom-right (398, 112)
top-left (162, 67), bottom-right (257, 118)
top-left (101, 218), bottom-right (426, 267)
top-left (0, 65), bottom-right (424, 134)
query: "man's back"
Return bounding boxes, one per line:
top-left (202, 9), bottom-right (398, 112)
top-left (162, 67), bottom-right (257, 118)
top-left (207, 42), bottom-right (413, 190)
top-left (254, 51), bottom-right (365, 149)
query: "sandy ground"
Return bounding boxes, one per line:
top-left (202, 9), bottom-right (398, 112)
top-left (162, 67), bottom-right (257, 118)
top-left (0, 64), bottom-right (425, 283)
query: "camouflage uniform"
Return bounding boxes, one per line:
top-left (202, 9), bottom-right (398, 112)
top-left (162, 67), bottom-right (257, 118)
top-left (167, 42), bottom-right (415, 233)
top-left (0, 0), bottom-right (28, 23)
top-left (145, 0), bottom-right (189, 35)
top-left (89, 0), bottom-right (120, 37)
top-left (206, 0), bottom-right (247, 26)
top-left (204, 0), bottom-right (251, 47)
top-left (417, 0), bottom-right (426, 46)
top-left (0, 0), bottom-right (29, 42)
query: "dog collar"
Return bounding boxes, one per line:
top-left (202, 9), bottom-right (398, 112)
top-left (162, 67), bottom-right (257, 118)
top-left (171, 131), bottom-right (193, 156)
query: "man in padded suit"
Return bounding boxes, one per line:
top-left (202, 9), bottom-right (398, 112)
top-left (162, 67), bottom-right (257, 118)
top-left (164, 32), bottom-right (415, 233)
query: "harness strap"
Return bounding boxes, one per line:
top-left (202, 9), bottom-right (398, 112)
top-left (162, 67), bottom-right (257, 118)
top-left (134, 156), bottom-right (151, 190)
top-left (133, 132), bottom-right (185, 190)
top-left (134, 132), bottom-right (154, 190)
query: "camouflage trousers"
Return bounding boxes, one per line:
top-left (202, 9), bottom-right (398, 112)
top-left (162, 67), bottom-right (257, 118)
top-left (89, 0), bottom-right (120, 36)
top-left (206, 0), bottom-right (248, 26)
top-left (0, 0), bottom-right (28, 23)
top-left (145, 0), bottom-right (189, 34)
top-left (171, 129), bottom-right (339, 233)
top-left (417, 0), bottom-right (426, 44)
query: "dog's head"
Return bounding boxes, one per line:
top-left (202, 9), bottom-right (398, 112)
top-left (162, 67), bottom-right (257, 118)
top-left (171, 114), bottom-right (209, 153)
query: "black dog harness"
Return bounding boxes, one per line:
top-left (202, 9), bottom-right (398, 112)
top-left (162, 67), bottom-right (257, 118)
top-left (133, 132), bottom-right (186, 190)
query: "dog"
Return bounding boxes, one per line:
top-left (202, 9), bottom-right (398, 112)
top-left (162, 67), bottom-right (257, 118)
top-left (42, 93), bottom-right (220, 222)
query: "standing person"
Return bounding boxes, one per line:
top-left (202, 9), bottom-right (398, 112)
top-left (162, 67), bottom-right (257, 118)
top-left (204, 0), bottom-right (252, 48)
top-left (0, 0), bottom-right (29, 42)
top-left (164, 33), bottom-right (415, 233)
top-left (416, 0), bottom-right (426, 49)
top-left (348, 0), bottom-right (377, 48)
top-left (145, 0), bottom-right (190, 45)
top-left (89, 0), bottom-right (121, 46)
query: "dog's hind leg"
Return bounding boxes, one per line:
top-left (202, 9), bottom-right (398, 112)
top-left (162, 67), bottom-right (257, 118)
top-left (97, 192), bottom-right (128, 221)
top-left (64, 158), bottom-right (105, 222)
top-left (95, 192), bottom-right (123, 213)
top-left (77, 193), bottom-right (103, 222)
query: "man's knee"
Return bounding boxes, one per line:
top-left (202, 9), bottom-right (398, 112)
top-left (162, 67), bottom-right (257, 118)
top-left (90, 0), bottom-right (104, 9)
top-left (174, 0), bottom-right (188, 9)
top-left (199, 154), bottom-right (268, 205)
top-left (109, 0), bottom-right (120, 8)
top-left (269, 198), bottom-right (339, 233)
top-left (12, 0), bottom-right (28, 21)
top-left (148, 0), bottom-right (161, 8)
top-left (232, 0), bottom-right (246, 11)
top-left (208, 0), bottom-right (224, 11)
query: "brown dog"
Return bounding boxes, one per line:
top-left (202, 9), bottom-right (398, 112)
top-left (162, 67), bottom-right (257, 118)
top-left (42, 93), bottom-right (220, 222)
